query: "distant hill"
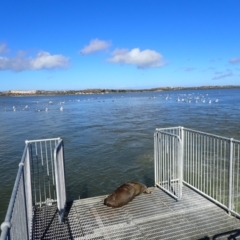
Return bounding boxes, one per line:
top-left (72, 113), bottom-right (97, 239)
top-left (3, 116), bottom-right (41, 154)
top-left (1, 85), bottom-right (240, 96)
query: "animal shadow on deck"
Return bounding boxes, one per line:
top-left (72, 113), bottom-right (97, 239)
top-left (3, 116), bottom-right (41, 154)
top-left (198, 229), bottom-right (240, 240)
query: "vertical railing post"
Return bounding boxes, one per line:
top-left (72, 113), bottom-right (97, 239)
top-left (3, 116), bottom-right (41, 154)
top-left (60, 140), bottom-right (66, 222)
top-left (228, 138), bottom-right (233, 214)
top-left (154, 132), bottom-right (158, 187)
top-left (178, 127), bottom-right (184, 199)
top-left (25, 141), bottom-right (33, 237)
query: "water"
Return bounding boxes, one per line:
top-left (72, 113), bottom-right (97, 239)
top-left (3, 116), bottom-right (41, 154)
top-left (1, 88), bottom-right (240, 224)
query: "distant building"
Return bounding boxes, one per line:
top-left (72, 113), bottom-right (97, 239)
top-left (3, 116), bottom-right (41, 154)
top-left (10, 90), bottom-right (37, 94)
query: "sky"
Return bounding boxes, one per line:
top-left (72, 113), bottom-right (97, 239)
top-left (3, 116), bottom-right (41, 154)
top-left (0, 0), bottom-right (240, 91)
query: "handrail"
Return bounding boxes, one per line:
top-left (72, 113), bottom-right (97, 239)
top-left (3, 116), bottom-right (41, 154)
top-left (0, 145), bottom-right (29, 240)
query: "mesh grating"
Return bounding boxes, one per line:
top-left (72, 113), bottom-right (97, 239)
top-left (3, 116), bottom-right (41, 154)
top-left (32, 185), bottom-right (240, 239)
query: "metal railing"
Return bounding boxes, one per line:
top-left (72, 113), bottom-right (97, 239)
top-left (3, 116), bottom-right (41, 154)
top-left (154, 130), bottom-right (183, 200)
top-left (0, 145), bottom-right (32, 240)
top-left (154, 126), bottom-right (240, 217)
top-left (0, 138), bottom-right (66, 240)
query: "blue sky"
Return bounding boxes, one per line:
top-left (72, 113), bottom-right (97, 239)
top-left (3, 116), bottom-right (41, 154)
top-left (0, 0), bottom-right (240, 91)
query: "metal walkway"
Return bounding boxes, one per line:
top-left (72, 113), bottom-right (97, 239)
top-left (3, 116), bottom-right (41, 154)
top-left (32, 185), bottom-right (240, 240)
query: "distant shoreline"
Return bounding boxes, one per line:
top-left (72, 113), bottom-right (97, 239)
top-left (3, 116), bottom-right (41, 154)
top-left (1, 85), bottom-right (240, 97)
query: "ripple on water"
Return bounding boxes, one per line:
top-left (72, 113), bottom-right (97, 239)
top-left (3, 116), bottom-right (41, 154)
top-left (1, 89), bottom-right (240, 223)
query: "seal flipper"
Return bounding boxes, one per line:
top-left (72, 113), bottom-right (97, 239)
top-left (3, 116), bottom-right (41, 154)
top-left (143, 188), bottom-right (151, 194)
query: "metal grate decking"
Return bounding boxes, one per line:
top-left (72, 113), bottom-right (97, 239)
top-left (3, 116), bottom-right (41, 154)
top-left (32, 185), bottom-right (240, 240)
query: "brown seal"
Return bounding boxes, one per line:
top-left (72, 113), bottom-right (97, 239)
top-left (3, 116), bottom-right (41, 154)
top-left (104, 182), bottom-right (151, 208)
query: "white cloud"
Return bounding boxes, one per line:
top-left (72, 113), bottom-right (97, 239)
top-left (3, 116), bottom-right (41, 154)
top-left (108, 48), bottom-right (166, 69)
top-left (30, 52), bottom-right (69, 69)
top-left (229, 57), bottom-right (240, 64)
top-left (0, 51), bottom-right (69, 71)
top-left (80, 38), bottom-right (111, 54)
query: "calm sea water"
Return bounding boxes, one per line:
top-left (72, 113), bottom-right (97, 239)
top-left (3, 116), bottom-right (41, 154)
top-left (1, 88), bottom-right (240, 224)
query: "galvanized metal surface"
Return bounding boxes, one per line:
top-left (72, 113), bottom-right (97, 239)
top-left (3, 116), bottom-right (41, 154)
top-left (32, 185), bottom-right (240, 239)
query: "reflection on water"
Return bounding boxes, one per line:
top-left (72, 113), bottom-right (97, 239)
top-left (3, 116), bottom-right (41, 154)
top-left (1, 88), bottom-right (240, 223)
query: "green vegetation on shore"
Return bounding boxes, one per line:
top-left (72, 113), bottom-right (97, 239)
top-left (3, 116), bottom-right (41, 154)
top-left (1, 85), bottom-right (240, 97)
